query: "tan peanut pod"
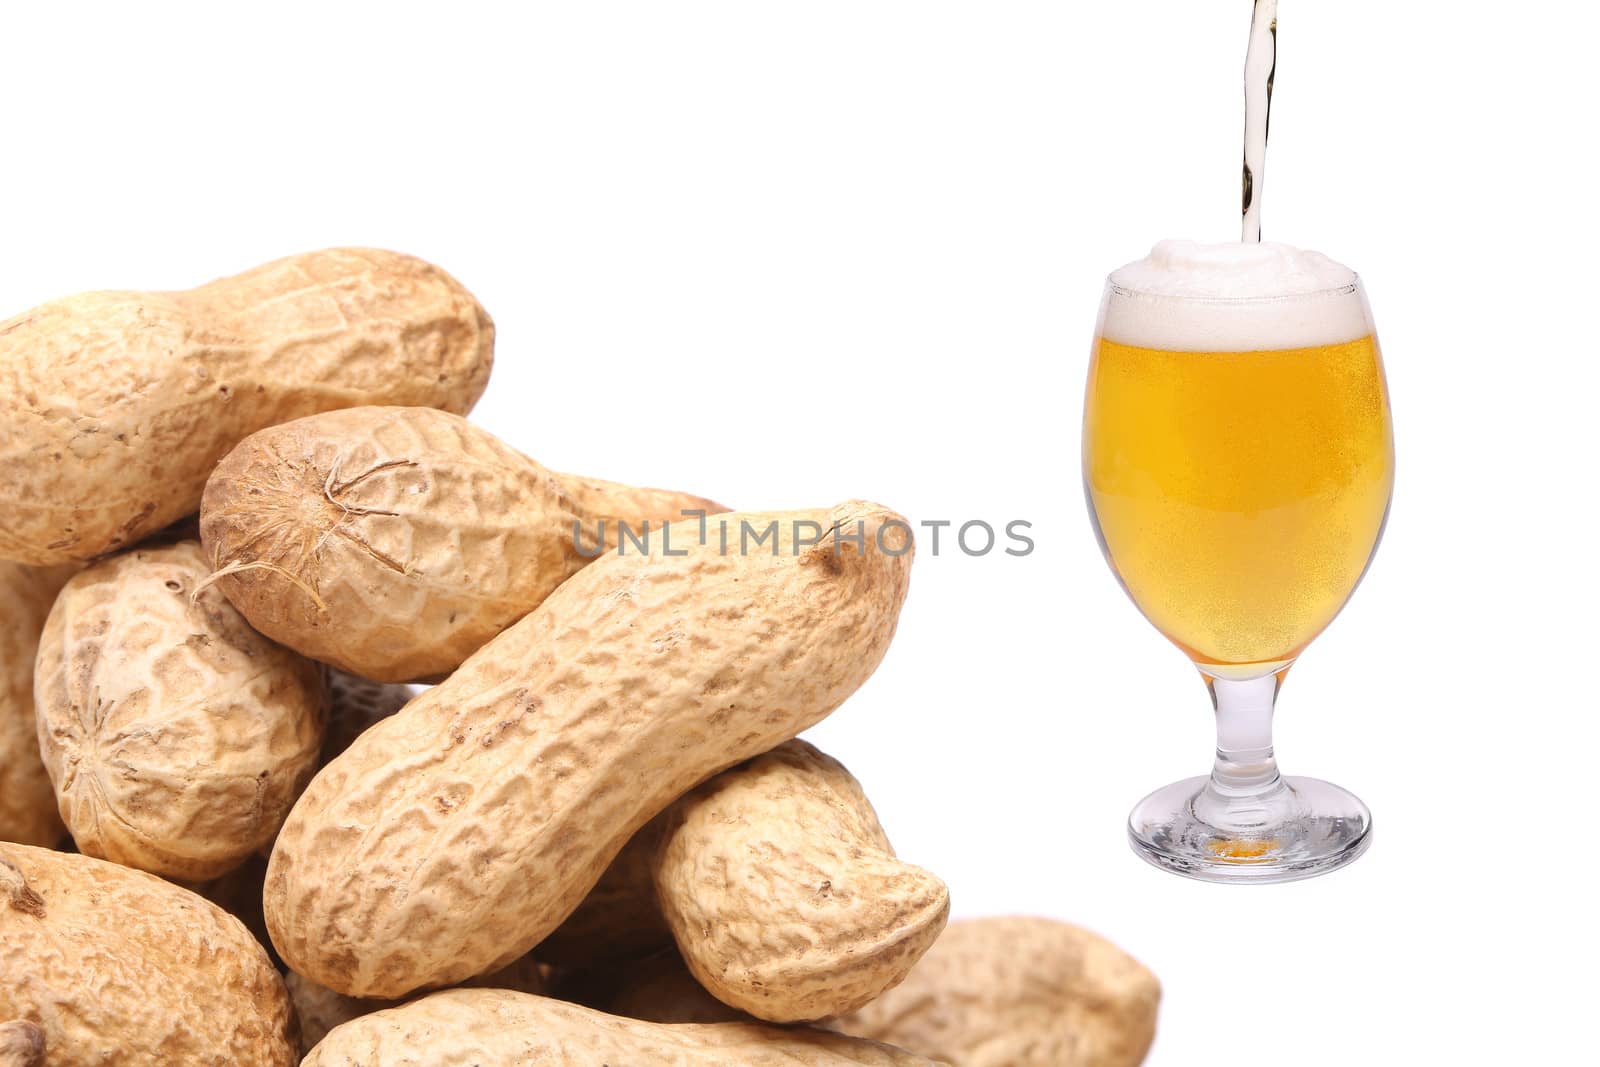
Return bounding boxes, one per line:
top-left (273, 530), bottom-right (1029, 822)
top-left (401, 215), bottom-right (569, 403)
top-left (832, 916), bottom-right (1161, 1067)
top-left (654, 740), bottom-right (949, 1021)
top-left (287, 955), bottom-right (549, 1053)
top-left (0, 247), bottom-right (493, 566)
top-left (266, 501), bottom-right (914, 998)
top-left (544, 739), bottom-right (947, 1023)
top-left (323, 670), bottom-right (417, 763)
top-left (303, 989), bottom-right (942, 1066)
top-left (0, 563), bottom-right (76, 846)
top-left (200, 405), bottom-right (729, 683)
top-left (0, 843), bottom-right (298, 1065)
top-left (0, 1021), bottom-right (45, 1067)
top-left (34, 541), bottom-right (326, 881)
top-left (543, 740), bottom-right (949, 1021)
top-left (554, 472), bottom-right (727, 530)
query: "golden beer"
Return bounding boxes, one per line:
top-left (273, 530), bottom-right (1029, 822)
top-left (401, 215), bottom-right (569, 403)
top-left (1084, 330), bottom-right (1393, 678)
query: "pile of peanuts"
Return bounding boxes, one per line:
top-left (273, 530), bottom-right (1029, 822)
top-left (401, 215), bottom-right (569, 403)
top-left (0, 249), bottom-right (1158, 1066)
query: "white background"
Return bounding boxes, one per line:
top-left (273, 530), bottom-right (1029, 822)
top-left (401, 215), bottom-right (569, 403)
top-left (4, 3), bottom-right (1597, 1063)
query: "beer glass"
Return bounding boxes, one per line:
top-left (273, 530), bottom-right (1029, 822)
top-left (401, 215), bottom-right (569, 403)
top-left (1083, 244), bottom-right (1393, 882)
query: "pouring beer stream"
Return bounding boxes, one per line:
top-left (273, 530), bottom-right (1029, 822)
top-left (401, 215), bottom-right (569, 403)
top-left (1241, 0), bottom-right (1277, 242)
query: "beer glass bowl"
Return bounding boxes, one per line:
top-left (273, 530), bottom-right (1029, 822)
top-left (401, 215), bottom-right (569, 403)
top-left (1082, 241), bottom-right (1393, 883)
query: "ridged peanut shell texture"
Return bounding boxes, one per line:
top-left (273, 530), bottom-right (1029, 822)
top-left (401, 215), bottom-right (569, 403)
top-left (656, 740), bottom-right (949, 1021)
top-left (834, 917), bottom-right (1161, 1067)
top-left (555, 471), bottom-right (727, 530)
top-left (0, 247), bottom-right (493, 565)
top-left (543, 740), bottom-right (949, 1022)
top-left (34, 541), bottom-right (325, 881)
top-left (0, 563), bottom-right (76, 846)
top-left (0, 844), bottom-right (298, 1066)
top-left (266, 501), bottom-right (914, 998)
top-left (200, 405), bottom-right (727, 682)
top-left (303, 989), bottom-right (941, 1066)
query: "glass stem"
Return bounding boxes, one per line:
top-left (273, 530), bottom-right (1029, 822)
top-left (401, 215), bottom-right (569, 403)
top-left (1207, 671), bottom-right (1285, 798)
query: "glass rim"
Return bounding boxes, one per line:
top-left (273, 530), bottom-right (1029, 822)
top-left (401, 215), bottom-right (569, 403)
top-left (1105, 276), bottom-right (1362, 305)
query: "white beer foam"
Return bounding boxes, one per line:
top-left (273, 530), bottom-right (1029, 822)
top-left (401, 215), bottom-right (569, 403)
top-left (1100, 240), bottom-right (1370, 351)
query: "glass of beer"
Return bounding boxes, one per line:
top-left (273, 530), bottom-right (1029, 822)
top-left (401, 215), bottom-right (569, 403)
top-left (1083, 240), bottom-right (1394, 883)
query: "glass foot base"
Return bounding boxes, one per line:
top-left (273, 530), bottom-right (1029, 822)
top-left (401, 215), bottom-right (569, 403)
top-left (1128, 775), bottom-right (1371, 884)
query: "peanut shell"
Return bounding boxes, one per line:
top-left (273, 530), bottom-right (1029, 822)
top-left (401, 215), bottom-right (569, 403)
top-left (833, 916), bottom-right (1161, 1067)
top-left (554, 471), bottom-right (725, 529)
top-left (544, 740), bottom-right (949, 1022)
top-left (33, 541), bottom-right (325, 880)
top-left (0, 247), bottom-right (493, 565)
top-left (654, 739), bottom-right (949, 1021)
top-left (302, 989), bottom-right (941, 1066)
top-left (200, 405), bottom-right (728, 682)
top-left (0, 563), bottom-right (75, 846)
top-left (0, 843), bottom-right (297, 1065)
top-left (265, 501), bottom-right (913, 997)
